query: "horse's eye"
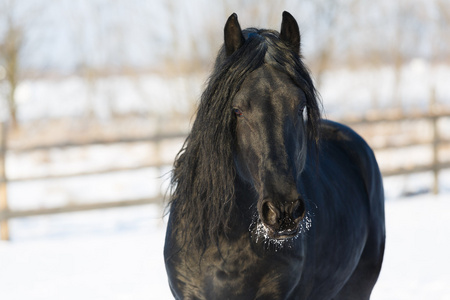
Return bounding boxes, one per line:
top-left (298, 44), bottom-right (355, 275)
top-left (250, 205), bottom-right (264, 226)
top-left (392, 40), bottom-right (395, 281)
top-left (298, 107), bottom-right (305, 116)
top-left (234, 108), bottom-right (243, 117)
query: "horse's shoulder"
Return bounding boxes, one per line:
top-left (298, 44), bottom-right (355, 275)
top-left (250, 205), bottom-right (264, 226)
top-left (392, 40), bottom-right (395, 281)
top-left (318, 119), bottom-right (384, 210)
top-left (318, 119), bottom-right (380, 181)
top-left (320, 119), bottom-right (360, 142)
top-left (319, 119), bottom-right (372, 155)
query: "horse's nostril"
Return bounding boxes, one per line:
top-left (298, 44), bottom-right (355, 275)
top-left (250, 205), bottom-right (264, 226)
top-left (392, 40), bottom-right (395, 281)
top-left (262, 200), bottom-right (279, 226)
top-left (293, 198), bottom-right (306, 220)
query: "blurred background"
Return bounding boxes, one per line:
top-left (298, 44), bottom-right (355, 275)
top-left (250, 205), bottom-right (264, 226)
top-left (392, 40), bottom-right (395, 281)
top-left (0, 0), bottom-right (449, 299)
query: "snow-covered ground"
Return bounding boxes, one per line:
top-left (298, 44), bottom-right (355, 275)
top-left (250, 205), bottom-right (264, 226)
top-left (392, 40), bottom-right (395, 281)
top-left (372, 194), bottom-right (450, 300)
top-left (1, 192), bottom-right (449, 300)
top-left (0, 205), bottom-right (172, 300)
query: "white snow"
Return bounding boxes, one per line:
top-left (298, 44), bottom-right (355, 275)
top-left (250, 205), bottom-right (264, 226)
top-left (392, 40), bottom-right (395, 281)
top-left (372, 194), bottom-right (450, 300)
top-left (1, 193), bottom-right (449, 299)
top-left (0, 205), bottom-right (173, 300)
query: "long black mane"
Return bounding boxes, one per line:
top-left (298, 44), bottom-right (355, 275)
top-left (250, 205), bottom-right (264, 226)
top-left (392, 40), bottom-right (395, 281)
top-left (168, 28), bottom-right (321, 249)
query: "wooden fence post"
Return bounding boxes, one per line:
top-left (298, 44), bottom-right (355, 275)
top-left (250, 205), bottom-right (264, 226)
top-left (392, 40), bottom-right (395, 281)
top-left (429, 88), bottom-right (439, 195)
top-left (0, 122), bottom-right (9, 240)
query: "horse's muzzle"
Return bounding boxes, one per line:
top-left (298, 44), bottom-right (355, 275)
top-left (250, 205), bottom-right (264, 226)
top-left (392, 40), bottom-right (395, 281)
top-left (260, 197), bottom-right (305, 239)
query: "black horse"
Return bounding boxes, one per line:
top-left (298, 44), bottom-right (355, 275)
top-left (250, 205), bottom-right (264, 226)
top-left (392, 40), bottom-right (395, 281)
top-left (164, 11), bottom-right (385, 300)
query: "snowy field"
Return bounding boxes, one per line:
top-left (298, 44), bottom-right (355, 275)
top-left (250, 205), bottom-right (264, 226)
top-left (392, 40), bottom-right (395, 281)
top-left (1, 191), bottom-right (449, 300)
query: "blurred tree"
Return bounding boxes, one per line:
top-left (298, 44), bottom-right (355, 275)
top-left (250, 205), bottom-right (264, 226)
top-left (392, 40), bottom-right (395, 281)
top-left (434, 0), bottom-right (450, 64)
top-left (0, 3), bottom-right (23, 128)
top-left (300, 0), bottom-right (359, 89)
top-left (0, 0), bottom-right (43, 128)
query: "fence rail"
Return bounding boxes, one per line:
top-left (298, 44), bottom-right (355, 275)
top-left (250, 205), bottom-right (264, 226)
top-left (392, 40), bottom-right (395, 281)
top-left (9, 132), bottom-right (189, 153)
top-left (1, 107), bottom-right (450, 240)
top-left (0, 196), bottom-right (162, 221)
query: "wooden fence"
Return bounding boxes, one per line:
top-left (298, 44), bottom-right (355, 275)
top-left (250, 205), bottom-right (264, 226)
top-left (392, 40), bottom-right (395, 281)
top-left (1, 107), bottom-right (450, 240)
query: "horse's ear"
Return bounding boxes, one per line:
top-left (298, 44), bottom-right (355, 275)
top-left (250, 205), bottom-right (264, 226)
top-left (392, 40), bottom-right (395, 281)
top-left (280, 11), bottom-right (300, 54)
top-left (224, 13), bottom-right (245, 56)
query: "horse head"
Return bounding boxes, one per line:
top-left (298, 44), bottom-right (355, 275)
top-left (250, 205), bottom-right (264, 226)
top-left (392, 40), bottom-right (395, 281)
top-left (225, 12), bottom-right (320, 240)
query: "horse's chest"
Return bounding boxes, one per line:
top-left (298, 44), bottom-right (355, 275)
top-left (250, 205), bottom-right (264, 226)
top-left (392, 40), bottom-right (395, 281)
top-left (178, 239), bottom-right (303, 300)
